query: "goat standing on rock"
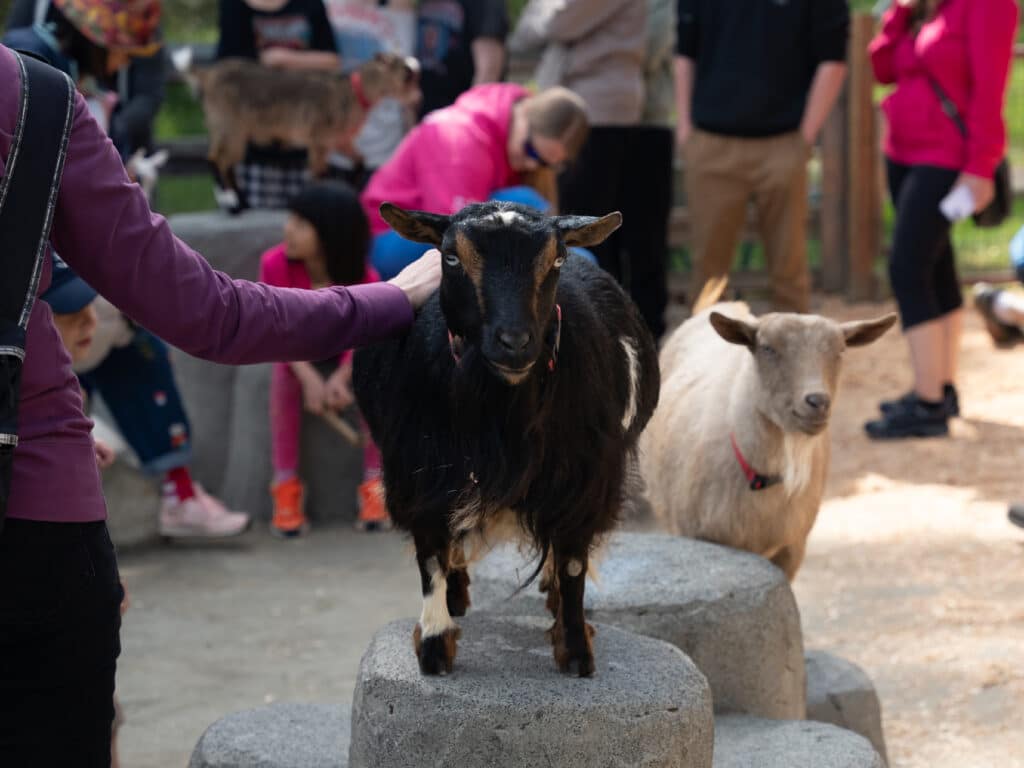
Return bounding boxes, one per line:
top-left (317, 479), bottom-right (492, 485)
top-left (641, 304), bottom-right (896, 581)
top-left (353, 202), bottom-right (659, 677)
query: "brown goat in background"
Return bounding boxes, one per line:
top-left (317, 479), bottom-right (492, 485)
top-left (177, 52), bottom-right (418, 208)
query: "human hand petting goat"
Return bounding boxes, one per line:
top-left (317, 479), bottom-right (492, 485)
top-left (388, 248), bottom-right (442, 309)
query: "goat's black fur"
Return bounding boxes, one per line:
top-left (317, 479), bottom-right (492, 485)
top-left (353, 202), bottom-right (659, 676)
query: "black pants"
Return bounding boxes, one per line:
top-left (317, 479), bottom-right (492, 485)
top-left (886, 161), bottom-right (962, 329)
top-left (0, 520), bottom-right (122, 767)
top-left (559, 125), bottom-right (673, 341)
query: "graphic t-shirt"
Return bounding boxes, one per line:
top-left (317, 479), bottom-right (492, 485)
top-left (216, 0), bottom-right (338, 59)
top-left (416, 0), bottom-right (508, 116)
top-left (324, 0), bottom-right (415, 71)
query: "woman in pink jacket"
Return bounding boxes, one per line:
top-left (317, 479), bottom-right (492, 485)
top-left (361, 82), bottom-right (590, 278)
top-left (865, 0), bottom-right (1017, 439)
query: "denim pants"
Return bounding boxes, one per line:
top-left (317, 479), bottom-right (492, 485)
top-left (79, 327), bottom-right (192, 475)
top-left (0, 520), bottom-right (122, 767)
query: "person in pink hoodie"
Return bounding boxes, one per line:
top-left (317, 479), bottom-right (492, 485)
top-left (361, 82), bottom-right (590, 278)
top-left (864, 0), bottom-right (1017, 440)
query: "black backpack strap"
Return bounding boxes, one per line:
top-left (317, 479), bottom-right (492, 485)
top-left (0, 52), bottom-right (76, 528)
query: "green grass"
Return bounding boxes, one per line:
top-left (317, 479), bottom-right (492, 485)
top-left (152, 173), bottom-right (217, 217)
top-left (155, 82), bottom-right (206, 140)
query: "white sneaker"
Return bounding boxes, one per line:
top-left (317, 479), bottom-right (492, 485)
top-left (158, 485), bottom-right (250, 538)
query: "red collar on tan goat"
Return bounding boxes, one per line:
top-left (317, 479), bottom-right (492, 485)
top-left (350, 71), bottom-right (372, 111)
top-left (448, 304), bottom-right (563, 373)
top-left (730, 432), bottom-right (781, 491)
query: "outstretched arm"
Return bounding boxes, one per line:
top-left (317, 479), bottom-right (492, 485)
top-left (51, 91), bottom-right (421, 366)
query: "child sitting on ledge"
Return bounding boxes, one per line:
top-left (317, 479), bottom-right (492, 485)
top-left (260, 180), bottom-right (388, 536)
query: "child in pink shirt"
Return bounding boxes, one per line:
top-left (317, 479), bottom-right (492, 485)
top-left (259, 181), bottom-right (386, 535)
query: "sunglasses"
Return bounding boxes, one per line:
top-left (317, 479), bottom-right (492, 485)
top-left (524, 135), bottom-right (563, 172)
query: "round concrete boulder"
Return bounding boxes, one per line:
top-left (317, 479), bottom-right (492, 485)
top-left (805, 650), bottom-right (888, 765)
top-left (189, 702), bottom-right (350, 768)
top-left (349, 614), bottom-right (713, 768)
top-left (472, 532), bottom-right (805, 719)
top-left (713, 715), bottom-right (884, 768)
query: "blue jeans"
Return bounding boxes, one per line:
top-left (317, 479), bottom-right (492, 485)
top-left (79, 328), bottom-right (192, 475)
top-left (370, 187), bottom-right (596, 279)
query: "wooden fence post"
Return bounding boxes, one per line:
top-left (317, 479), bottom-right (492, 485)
top-left (820, 82), bottom-right (848, 294)
top-left (847, 13), bottom-right (881, 301)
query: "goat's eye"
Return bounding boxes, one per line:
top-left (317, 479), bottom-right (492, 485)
top-left (443, 252), bottom-right (460, 267)
top-left (759, 344), bottom-right (778, 357)
top-left (553, 255), bottom-right (566, 268)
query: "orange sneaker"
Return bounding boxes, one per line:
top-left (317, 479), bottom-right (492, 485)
top-left (356, 477), bottom-right (391, 532)
top-left (271, 477), bottom-right (309, 538)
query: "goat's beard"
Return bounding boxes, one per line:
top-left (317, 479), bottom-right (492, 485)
top-left (449, 345), bottom-right (546, 434)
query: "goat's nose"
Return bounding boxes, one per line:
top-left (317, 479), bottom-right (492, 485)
top-left (804, 393), bottom-right (831, 414)
top-left (497, 329), bottom-right (531, 353)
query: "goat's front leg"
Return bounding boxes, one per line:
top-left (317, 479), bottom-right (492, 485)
top-left (549, 548), bottom-right (595, 677)
top-left (446, 540), bottom-right (471, 618)
top-left (412, 534), bottom-right (461, 675)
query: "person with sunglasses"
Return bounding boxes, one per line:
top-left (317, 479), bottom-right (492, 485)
top-left (360, 82), bottom-right (590, 280)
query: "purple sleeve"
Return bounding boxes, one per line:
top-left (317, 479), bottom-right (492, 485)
top-left (50, 93), bottom-right (413, 365)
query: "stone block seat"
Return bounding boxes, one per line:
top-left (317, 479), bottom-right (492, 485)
top-left (472, 532), bottom-right (806, 719)
top-left (713, 715), bottom-right (884, 768)
top-left (805, 650), bottom-right (888, 764)
top-left (165, 210), bottom-right (365, 523)
top-left (348, 615), bottom-right (714, 768)
top-left (189, 702), bottom-right (350, 768)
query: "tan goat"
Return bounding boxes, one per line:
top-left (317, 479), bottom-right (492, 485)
top-left (180, 52), bottom-right (418, 207)
top-left (640, 303), bottom-right (896, 581)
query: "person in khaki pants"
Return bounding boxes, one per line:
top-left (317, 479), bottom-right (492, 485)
top-left (675, 0), bottom-right (850, 313)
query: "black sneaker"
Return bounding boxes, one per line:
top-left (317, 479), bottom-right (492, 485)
top-left (974, 283), bottom-right (1022, 346)
top-left (880, 383), bottom-right (959, 418)
top-left (865, 396), bottom-right (949, 440)
top-left (1009, 504), bottom-right (1024, 529)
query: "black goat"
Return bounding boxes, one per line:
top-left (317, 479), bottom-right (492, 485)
top-left (353, 201), bottom-right (659, 677)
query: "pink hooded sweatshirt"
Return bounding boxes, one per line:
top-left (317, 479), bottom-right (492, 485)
top-left (362, 83), bottom-right (530, 235)
top-left (869, 0), bottom-right (1017, 179)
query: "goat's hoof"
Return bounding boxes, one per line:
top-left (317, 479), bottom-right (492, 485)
top-left (552, 621), bottom-right (596, 677)
top-left (412, 623), bottom-right (460, 676)
top-left (555, 645), bottom-right (595, 678)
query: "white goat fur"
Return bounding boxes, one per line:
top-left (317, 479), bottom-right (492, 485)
top-left (641, 302), bottom-right (894, 581)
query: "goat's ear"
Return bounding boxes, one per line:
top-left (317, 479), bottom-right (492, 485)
top-left (557, 212), bottom-right (623, 247)
top-left (709, 311), bottom-right (758, 350)
top-left (841, 313), bottom-right (898, 348)
top-left (379, 203), bottom-right (449, 246)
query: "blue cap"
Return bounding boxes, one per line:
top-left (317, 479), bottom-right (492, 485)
top-left (41, 252), bottom-right (97, 314)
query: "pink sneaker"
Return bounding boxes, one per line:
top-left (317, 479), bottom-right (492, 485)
top-left (159, 485), bottom-right (251, 539)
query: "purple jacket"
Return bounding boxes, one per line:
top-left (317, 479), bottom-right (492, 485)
top-left (0, 45), bottom-right (414, 523)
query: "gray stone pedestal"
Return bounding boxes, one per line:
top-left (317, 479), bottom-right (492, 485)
top-left (473, 533), bottom-right (805, 719)
top-left (101, 457), bottom-right (160, 549)
top-left (349, 615), bottom-right (714, 768)
top-left (806, 650), bottom-right (888, 765)
top-left (713, 715), bottom-right (884, 768)
top-left (189, 702), bottom-right (350, 768)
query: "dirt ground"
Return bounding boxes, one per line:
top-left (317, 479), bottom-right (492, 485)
top-left (791, 296), bottom-right (1024, 768)
top-left (115, 295), bottom-right (1024, 768)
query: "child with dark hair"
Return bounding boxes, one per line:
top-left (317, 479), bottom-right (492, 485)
top-left (259, 180), bottom-right (386, 536)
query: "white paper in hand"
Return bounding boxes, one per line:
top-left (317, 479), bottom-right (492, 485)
top-left (939, 184), bottom-right (975, 222)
